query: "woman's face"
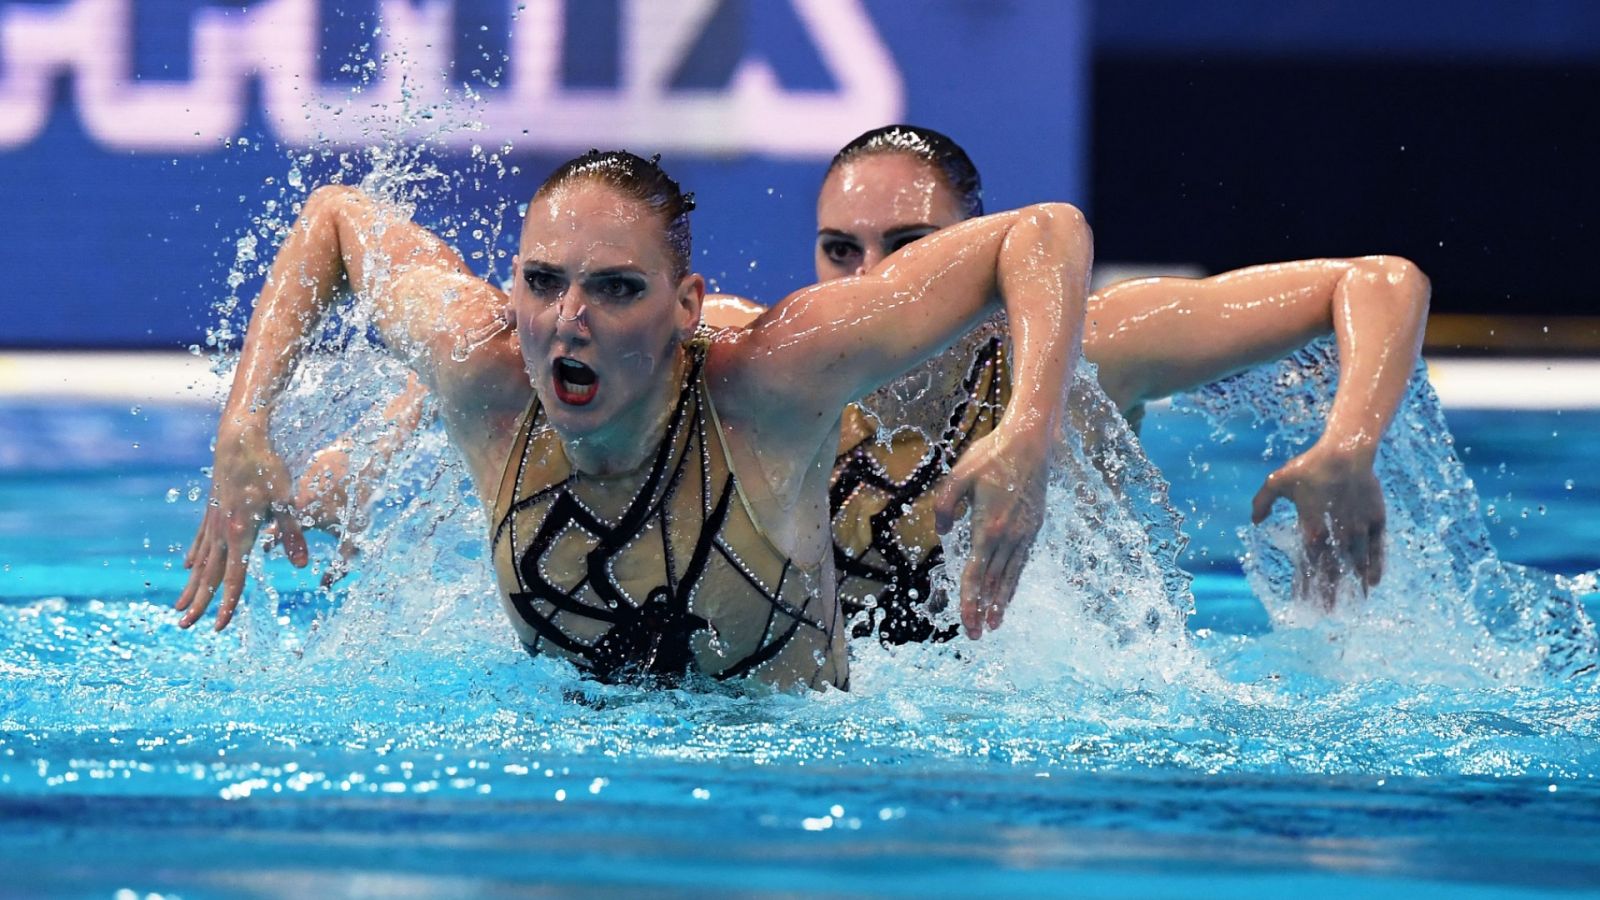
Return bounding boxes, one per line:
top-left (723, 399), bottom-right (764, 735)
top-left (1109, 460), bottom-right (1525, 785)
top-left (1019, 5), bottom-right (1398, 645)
top-left (815, 152), bottom-right (968, 283)
top-left (512, 179), bottom-right (702, 441)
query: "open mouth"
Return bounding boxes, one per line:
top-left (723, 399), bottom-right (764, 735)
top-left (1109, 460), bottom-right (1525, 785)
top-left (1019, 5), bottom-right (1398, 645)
top-left (553, 357), bottom-right (599, 406)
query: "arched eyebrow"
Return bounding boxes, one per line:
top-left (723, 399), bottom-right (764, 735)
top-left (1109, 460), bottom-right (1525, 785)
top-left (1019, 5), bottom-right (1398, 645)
top-left (883, 224), bottom-right (939, 242)
top-left (817, 228), bottom-right (860, 240)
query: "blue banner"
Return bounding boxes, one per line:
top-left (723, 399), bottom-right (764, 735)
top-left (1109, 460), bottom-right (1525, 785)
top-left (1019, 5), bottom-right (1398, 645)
top-left (0, 0), bottom-right (1087, 347)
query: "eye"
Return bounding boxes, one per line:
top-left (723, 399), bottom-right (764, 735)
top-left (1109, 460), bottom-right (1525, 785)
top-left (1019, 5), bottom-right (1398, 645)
top-left (591, 275), bottom-right (645, 301)
top-left (820, 237), bottom-right (862, 267)
top-left (524, 269), bottom-right (563, 296)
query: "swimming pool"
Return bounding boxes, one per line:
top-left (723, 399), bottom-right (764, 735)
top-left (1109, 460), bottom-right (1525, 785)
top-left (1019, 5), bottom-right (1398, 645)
top-left (3, 384), bottom-right (1598, 897)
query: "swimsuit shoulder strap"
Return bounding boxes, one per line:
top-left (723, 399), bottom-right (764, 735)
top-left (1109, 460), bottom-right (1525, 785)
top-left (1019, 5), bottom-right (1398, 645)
top-left (697, 363), bottom-right (786, 556)
top-left (491, 393), bottom-right (546, 537)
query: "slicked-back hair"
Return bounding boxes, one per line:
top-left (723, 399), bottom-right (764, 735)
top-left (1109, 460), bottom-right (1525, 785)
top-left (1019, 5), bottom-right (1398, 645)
top-left (535, 150), bottom-right (697, 279)
top-left (827, 125), bottom-right (983, 219)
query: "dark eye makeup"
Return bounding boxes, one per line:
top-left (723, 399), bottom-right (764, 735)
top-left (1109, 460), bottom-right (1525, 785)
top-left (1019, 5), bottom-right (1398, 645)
top-left (524, 266), bottom-right (564, 294)
top-left (819, 236), bottom-right (863, 266)
top-left (588, 273), bottom-right (648, 301)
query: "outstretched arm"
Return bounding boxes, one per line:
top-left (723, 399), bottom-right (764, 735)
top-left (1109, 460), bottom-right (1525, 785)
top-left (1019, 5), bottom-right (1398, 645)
top-left (176, 185), bottom-right (513, 631)
top-left (1085, 256), bottom-right (1431, 601)
top-left (718, 203), bottom-right (1093, 638)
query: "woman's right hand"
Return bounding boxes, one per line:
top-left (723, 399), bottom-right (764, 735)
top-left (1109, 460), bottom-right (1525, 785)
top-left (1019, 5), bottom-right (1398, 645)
top-left (176, 422), bottom-right (308, 631)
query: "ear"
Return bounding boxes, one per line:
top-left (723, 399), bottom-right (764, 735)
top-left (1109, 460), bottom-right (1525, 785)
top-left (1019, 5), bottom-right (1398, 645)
top-left (503, 253), bottom-right (522, 326)
top-left (674, 272), bottom-right (706, 340)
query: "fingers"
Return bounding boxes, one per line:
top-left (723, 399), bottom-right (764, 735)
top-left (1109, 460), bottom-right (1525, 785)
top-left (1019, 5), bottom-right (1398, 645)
top-left (1365, 525), bottom-right (1386, 588)
top-left (176, 507), bottom-right (218, 610)
top-left (959, 518), bottom-right (1035, 640)
top-left (182, 506), bottom-right (214, 570)
top-left (959, 554), bottom-right (985, 639)
top-left (271, 505), bottom-right (310, 568)
top-left (1299, 516), bottom-right (1339, 612)
top-left (933, 465), bottom-right (973, 536)
top-left (177, 536), bottom-right (226, 626)
top-left (984, 540), bottom-right (1028, 634)
top-left (961, 516), bottom-right (1003, 640)
top-left (1344, 528), bottom-right (1371, 594)
top-left (1251, 475), bottom-right (1284, 525)
top-left (211, 547), bottom-right (252, 631)
top-left (174, 545), bottom-right (207, 612)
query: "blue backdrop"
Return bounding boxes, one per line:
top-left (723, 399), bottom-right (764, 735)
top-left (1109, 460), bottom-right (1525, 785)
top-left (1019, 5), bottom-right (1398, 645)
top-left (0, 0), bottom-right (1089, 348)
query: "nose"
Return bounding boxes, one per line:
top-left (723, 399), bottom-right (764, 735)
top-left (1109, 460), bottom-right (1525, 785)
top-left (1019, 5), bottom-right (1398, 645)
top-left (553, 292), bottom-right (589, 340)
top-left (856, 249), bottom-right (885, 277)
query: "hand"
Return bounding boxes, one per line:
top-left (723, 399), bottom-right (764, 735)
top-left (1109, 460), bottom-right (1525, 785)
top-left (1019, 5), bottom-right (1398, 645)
top-left (933, 429), bottom-right (1049, 639)
top-left (265, 441), bottom-right (365, 587)
top-left (176, 423), bottom-right (308, 630)
top-left (1251, 444), bottom-right (1386, 609)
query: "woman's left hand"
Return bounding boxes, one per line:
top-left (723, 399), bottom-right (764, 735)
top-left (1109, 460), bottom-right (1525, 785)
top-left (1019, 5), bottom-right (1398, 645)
top-left (934, 428), bottom-right (1050, 639)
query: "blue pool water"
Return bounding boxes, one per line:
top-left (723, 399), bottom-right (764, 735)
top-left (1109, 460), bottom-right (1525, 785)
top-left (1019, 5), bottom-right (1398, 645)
top-left (3, 386), bottom-right (1599, 897)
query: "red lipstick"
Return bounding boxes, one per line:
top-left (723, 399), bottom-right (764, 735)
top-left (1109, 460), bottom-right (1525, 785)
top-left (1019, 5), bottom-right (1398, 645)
top-left (553, 358), bottom-right (599, 406)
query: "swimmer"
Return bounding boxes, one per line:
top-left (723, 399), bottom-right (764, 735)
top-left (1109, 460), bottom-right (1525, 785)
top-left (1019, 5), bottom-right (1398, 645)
top-left (718, 125), bottom-right (1427, 641)
top-left (176, 150), bottom-right (1092, 689)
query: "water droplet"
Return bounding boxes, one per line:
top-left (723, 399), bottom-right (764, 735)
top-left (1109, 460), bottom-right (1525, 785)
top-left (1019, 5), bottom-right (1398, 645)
top-left (165, 489), bottom-right (181, 503)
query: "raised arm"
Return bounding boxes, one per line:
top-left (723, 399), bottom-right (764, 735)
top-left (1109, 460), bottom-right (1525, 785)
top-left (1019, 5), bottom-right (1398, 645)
top-left (176, 185), bottom-right (517, 630)
top-left (718, 202), bottom-right (1090, 449)
top-left (1085, 255), bottom-right (1431, 601)
top-left (716, 202), bottom-right (1093, 638)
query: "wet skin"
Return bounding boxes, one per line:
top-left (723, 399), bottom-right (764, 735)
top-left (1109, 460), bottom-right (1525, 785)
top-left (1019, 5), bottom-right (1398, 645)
top-left (790, 152), bottom-right (1429, 606)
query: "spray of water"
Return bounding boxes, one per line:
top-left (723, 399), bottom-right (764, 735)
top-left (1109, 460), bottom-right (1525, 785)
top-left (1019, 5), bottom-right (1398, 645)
top-left (1172, 340), bottom-right (1599, 686)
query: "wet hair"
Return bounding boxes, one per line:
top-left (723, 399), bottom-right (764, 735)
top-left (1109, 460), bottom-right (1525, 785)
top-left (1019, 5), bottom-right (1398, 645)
top-left (827, 124), bottom-right (983, 219)
top-left (534, 149), bottom-right (697, 279)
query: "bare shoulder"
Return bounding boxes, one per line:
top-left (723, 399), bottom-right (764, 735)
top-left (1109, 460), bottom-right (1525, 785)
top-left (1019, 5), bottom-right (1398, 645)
top-left (702, 328), bottom-right (830, 451)
top-left (701, 294), bottom-right (765, 330)
top-left (423, 313), bottom-right (532, 501)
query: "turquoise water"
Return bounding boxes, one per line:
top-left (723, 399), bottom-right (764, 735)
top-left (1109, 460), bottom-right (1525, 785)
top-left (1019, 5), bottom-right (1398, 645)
top-left (2, 392), bottom-right (1599, 897)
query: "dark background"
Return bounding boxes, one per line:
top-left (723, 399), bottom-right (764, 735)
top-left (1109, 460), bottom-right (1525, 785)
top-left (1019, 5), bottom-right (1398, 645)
top-left (1090, 0), bottom-right (1600, 320)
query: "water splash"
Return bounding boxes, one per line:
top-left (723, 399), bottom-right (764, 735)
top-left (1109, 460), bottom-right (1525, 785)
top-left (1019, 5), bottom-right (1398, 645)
top-left (1173, 339), bottom-right (1600, 686)
top-left (933, 359), bottom-right (1200, 692)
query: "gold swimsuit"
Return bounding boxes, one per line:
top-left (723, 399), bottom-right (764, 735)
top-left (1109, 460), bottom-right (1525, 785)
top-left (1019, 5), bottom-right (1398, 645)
top-left (830, 334), bottom-right (1011, 645)
top-left (490, 340), bottom-right (843, 689)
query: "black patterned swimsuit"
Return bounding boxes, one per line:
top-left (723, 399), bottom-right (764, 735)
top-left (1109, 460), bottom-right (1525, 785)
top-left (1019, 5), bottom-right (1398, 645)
top-left (490, 341), bottom-right (843, 688)
top-left (829, 336), bottom-right (1010, 645)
